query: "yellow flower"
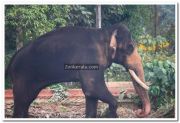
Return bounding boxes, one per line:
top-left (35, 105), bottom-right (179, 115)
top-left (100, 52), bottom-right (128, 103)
top-left (138, 44), bottom-right (147, 51)
top-left (148, 47), bottom-right (153, 51)
top-left (160, 41), bottom-right (170, 48)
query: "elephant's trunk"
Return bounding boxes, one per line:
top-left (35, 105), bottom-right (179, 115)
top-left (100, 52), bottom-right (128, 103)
top-left (126, 48), bottom-right (151, 117)
top-left (129, 63), bottom-right (151, 117)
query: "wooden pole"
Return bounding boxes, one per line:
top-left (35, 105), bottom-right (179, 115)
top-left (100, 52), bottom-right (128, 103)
top-left (96, 5), bottom-right (101, 28)
top-left (154, 5), bottom-right (160, 37)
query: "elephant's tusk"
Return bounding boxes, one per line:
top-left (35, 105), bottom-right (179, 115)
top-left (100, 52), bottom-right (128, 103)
top-left (128, 69), bottom-right (149, 90)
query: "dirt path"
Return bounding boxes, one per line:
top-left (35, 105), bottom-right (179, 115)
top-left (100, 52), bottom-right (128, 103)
top-left (5, 97), bottom-right (138, 118)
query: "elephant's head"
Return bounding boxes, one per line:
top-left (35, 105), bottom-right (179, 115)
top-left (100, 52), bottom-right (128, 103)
top-left (108, 24), bottom-right (151, 117)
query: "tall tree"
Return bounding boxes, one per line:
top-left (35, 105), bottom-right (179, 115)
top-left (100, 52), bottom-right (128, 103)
top-left (5, 5), bottom-right (70, 51)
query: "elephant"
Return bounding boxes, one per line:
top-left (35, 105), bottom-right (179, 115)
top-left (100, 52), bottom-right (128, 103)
top-left (6, 23), bottom-right (151, 118)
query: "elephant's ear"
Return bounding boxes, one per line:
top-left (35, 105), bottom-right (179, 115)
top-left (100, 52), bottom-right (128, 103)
top-left (110, 30), bottom-right (117, 59)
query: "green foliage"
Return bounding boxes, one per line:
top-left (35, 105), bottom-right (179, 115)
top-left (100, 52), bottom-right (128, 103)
top-left (48, 83), bottom-right (68, 102)
top-left (137, 33), bottom-right (175, 111)
top-left (5, 78), bottom-right (12, 89)
top-left (104, 63), bottom-right (130, 82)
top-left (140, 50), bottom-right (175, 63)
top-left (124, 5), bottom-right (153, 39)
top-left (138, 34), bottom-right (167, 46)
top-left (5, 52), bottom-right (15, 89)
top-left (67, 5), bottom-right (95, 27)
top-left (137, 34), bottom-right (172, 54)
top-left (159, 5), bottom-right (175, 43)
top-left (102, 5), bottom-right (125, 27)
top-left (5, 52), bottom-right (14, 68)
top-left (5, 5), bottom-right (70, 43)
top-left (144, 60), bottom-right (175, 109)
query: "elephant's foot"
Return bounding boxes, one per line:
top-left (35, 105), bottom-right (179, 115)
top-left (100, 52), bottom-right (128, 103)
top-left (135, 108), bottom-right (150, 118)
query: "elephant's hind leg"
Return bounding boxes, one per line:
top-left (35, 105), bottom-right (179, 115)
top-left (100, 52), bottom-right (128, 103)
top-left (13, 79), bottom-right (41, 118)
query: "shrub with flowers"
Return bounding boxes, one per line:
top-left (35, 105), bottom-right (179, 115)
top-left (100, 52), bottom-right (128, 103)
top-left (133, 33), bottom-right (175, 117)
top-left (137, 34), bottom-right (171, 52)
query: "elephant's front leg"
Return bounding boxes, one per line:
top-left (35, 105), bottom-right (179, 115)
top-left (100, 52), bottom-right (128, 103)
top-left (85, 97), bottom-right (98, 118)
top-left (80, 70), bottom-right (118, 118)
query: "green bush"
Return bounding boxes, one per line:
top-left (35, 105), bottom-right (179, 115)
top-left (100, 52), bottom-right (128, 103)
top-left (144, 59), bottom-right (175, 109)
top-left (48, 83), bottom-right (68, 102)
top-left (104, 63), bottom-right (130, 82)
top-left (5, 52), bottom-right (14, 89)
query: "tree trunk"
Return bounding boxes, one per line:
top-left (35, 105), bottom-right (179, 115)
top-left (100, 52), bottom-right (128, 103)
top-left (16, 27), bottom-right (23, 51)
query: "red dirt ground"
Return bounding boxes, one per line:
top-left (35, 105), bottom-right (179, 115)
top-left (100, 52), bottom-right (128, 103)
top-left (5, 97), bottom-right (138, 118)
top-left (4, 82), bottom-right (141, 118)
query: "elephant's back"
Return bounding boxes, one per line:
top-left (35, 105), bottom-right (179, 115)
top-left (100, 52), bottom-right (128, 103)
top-left (30, 27), bottom-right (103, 62)
top-left (9, 27), bottom-right (106, 79)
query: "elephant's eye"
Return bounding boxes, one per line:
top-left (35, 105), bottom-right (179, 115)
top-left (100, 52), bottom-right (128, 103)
top-left (115, 35), bottom-right (123, 42)
top-left (126, 44), bottom-right (134, 55)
